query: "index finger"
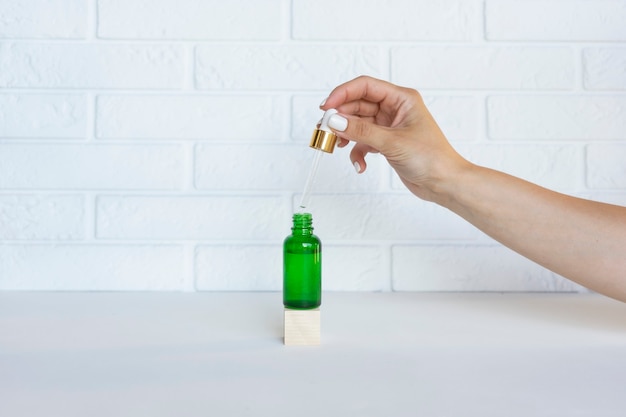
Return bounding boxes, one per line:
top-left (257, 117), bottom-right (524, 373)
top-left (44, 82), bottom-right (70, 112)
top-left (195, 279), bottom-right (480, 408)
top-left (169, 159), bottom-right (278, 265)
top-left (321, 76), bottom-right (399, 110)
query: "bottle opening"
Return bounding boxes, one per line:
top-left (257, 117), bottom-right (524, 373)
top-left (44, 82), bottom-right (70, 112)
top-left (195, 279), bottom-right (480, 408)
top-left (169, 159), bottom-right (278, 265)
top-left (292, 212), bottom-right (313, 229)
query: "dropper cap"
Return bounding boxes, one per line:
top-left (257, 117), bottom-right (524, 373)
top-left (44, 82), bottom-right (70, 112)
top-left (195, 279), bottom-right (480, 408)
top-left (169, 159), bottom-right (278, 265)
top-left (309, 109), bottom-right (338, 153)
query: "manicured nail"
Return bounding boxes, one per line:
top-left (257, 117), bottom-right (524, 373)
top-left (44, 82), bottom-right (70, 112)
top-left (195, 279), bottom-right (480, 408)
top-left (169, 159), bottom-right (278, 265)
top-left (328, 114), bottom-right (348, 132)
top-left (319, 97), bottom-right (327, 107)
top-left (353, 161), bottom-right (361, 173)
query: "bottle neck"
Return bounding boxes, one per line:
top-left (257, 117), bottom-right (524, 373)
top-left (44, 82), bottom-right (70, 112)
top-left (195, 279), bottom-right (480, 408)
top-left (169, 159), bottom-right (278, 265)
top-left (292, 213), bottom-right (313, 235)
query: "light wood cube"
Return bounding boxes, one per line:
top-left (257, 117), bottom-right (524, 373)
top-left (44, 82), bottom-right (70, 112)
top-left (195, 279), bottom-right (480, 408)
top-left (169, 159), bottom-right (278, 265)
top-left (283, 308), bottom-right (320, 346)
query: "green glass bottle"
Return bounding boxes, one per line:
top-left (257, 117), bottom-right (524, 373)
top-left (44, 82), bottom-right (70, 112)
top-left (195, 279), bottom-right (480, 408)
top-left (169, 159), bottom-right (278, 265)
top-left (283, 213), bottom-right (321, 310)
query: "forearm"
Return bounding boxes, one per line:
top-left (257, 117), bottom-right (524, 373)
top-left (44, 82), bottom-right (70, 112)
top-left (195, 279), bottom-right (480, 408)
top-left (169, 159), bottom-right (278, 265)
top-left (434, 164), bottom-right (626, 302)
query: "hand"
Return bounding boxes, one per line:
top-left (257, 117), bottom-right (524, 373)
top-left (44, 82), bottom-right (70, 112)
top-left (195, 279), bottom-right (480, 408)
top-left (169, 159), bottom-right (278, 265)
top-left (320, 76), bottom-right (470, 202)
top-left (321, 76), bottom-right (626, 302)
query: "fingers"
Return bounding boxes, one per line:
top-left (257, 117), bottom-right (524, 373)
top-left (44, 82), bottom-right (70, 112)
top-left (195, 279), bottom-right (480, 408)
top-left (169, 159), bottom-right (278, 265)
top-left (321, 75), bottom-right (399, 110)
top-left (319, 76), bottom-right (418, 161)
top-left (337, 137), bottom-right (350, 148)
top-left (350, 143), bottom-right (379, 174)
top-left (334, 99), bottom-right (380, 118)
top-left (328, 112), bottom-right (390, 153)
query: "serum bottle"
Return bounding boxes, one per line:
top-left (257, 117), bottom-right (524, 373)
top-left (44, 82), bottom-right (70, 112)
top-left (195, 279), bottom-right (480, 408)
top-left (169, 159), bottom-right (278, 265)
top-left (283, 212), bottom-right (321, 310)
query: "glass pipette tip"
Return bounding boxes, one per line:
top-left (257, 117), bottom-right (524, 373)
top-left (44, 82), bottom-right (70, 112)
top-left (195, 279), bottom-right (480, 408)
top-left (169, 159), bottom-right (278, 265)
top-left (298, 150), bottom-right (323, 211)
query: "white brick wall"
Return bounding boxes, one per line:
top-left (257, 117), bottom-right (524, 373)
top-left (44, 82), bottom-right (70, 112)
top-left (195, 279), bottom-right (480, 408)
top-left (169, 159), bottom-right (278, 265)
top-left (0, 43), bottom-right (184, 89)
top-left (96, 95), bottom-right (284, 139)
top-left (0, 144), bottom-right (183, 189)
top-left (485, 0), bottom-right (626, 41)
top-left (1, 0), bottom-right (625, 292)
top-left (97, 0), bottom-right (282, 40)
top-left (0, 94), bottom-right (86, 137)
top-left (393, 46), bottom-right (575, 90)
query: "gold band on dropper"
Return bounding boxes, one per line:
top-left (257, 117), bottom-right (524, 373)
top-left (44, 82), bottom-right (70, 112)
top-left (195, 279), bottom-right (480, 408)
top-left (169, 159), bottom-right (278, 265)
top-left (309, 129), bottom-right (337, 153)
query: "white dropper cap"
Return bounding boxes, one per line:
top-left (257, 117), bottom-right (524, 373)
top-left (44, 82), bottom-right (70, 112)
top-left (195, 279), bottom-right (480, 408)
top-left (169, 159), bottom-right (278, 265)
top-left (319, 108), bottom-right (337, 132)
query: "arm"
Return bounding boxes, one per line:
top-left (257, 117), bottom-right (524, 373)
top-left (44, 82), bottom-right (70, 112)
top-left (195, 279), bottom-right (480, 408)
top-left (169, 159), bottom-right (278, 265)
top-left (438, 164), bottom-right (626, 301)
top-left (322, 76), bottom-right (626, 302)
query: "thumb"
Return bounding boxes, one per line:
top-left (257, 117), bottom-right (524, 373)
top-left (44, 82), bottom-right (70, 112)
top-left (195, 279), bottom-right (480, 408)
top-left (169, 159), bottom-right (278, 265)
top-left (327, 113), bottom-right (389, 151)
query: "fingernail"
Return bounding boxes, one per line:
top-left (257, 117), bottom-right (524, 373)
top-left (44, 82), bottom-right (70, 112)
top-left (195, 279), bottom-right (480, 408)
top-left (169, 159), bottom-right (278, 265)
top-left (353, 161), bottom-right (361, 173)
top-left (328, 114), bottom-right (348, 132)
top-left (319, 97), bottom-right (327, 107)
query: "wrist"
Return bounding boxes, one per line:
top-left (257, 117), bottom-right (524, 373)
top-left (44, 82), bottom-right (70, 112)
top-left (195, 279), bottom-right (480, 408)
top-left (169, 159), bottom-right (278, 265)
top-left (427, 158), bottom-right (477, 210)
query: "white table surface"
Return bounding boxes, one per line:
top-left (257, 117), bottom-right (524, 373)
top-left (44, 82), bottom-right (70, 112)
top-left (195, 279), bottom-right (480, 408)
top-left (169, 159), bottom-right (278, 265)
top-left (2, 292), bottom-right (626, 417)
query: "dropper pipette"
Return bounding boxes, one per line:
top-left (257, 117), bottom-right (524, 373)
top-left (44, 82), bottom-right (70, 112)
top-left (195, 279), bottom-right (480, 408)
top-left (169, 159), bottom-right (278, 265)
top-left (298, 149), bottom-right (323, 211)
top-left (297, 109), bottom-right (339, 211)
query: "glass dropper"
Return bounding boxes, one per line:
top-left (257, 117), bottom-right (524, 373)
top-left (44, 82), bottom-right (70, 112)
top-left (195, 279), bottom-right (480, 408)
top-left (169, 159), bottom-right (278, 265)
top-left (298, 149), bottom-right (323, 211)
top-left (297, 109), bottom-right (339, 212)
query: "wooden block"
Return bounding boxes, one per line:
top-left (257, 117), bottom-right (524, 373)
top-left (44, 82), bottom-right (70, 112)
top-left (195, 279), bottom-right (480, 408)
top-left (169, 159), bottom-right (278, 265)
top-left (284, 308), bottom-right (320, 346)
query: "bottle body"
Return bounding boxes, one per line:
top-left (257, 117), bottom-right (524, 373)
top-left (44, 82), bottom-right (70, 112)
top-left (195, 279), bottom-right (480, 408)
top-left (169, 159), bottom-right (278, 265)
top-left (283, 213), bottom-right (321, 310)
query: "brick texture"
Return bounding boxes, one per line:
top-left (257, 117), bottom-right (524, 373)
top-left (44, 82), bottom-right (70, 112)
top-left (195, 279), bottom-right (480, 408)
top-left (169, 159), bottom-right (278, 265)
top-left (195, 45), bottom-right (384, 90)
top-left (0, 94), bottom-right (86, 138)
top-left (0, 43), bottom-right (184, 89)
top-left (292, 0), bottom-right (480, 41)
top-left (0, 0), bottom-right (87, 39)
top-left (392, 46), bottom-right (574, 90)
top-left (485, 0), bottom-right (626, 41)
top-left (97, 0), bottom-right (281, 40)
top-left (0, 245), bottom-right (184, 290)
top-left (96, 95), bottom-right (284, 139)
top-left (0, 144), bottom-right (183, 189)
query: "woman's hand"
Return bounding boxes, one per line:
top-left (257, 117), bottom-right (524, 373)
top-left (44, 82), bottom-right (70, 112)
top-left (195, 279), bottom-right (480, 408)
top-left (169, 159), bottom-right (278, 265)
top-left (320, 75), bottom-right (471, 202)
